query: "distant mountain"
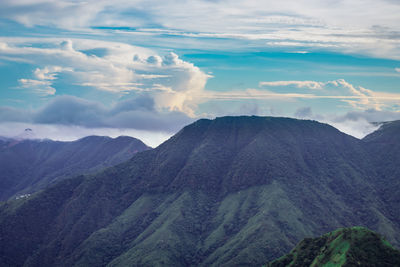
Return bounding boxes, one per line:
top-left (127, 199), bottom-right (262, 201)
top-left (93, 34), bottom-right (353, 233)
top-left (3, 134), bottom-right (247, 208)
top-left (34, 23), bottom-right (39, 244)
top-left (0, 135), bottom-right (150, 200)
top-left (0, 116), bottom-right (399, 266)
top-left (266, 227), bottom-right (400, 267)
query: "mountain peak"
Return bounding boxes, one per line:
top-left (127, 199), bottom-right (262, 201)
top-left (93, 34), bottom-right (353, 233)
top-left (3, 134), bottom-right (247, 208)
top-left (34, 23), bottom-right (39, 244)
top-left (132, 115), bottom-right (363, 195)
top-left (176, 116), bottom-right (342, 143)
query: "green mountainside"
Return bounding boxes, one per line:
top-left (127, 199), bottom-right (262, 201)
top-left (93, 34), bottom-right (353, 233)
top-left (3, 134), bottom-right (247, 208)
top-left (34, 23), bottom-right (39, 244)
top-left (0, 116), bottom-right (399, 266)
top-left (266, 226), bottom-right (400, 267)
top-left (0, 136), bottom-right (150, 200)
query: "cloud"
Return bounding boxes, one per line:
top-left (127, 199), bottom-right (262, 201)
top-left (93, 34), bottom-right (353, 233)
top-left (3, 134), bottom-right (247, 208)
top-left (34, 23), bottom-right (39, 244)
top-left (321, 109), bottom-right (400, 139)
top-left (34, 96), bottom-right (106, 126)
top-left (332, 109), bottom-right (400, 123)
top-left (133, 51), bottom-right (212, 115)
top-left (325, 118), bottom-right (380, 139)
top-left (1, 1), bottom-right (400, 59)
top-left (1, 95), bottom-right (193, 133)
top-left (0, 106), bottom-right (31, 123)
top-left (238, 79), bottom-right (400, 110)
top-left (0, 95), bottom-right (187, 147)
top-left (334, 79), bottom-right (400, 110)
top-left (17, 66), bottom-right (72, 96)
top-left (0, 122), bottom-right (172, 148)
top-left (0, 0), bottom-right (104, 29)
top-left (0, 38), bottom-right (210, 114)
top-left (2, 95), bottom-right (398, 145)
top-left (260, 80), bottom-right (330, 90)
top-left (2, 106), bottom-right (397, 146)
top-left (294, 107), bottom-right (313, 118)
top-left (117, 26), bottom-right (400, 60)
top-left (291, 107), bottom-right (400, 139)
top-left (34, 66), bottom-right (70, 80)
top-left (18, 79), bottom-right (56, 96)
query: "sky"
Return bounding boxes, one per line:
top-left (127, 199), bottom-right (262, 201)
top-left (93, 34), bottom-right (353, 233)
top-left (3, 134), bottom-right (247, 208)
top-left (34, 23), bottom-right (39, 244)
top-left (0, 0), bottom-right (399, 147)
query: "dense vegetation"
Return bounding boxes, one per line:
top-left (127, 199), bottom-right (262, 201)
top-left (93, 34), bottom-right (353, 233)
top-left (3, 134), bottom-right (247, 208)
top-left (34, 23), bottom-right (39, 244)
top-left (267, 226), bottom-right (400, 267)
top-left (0, 136), bottom-right (149, 200)
top-left (0, 116), bottom-right (399, 266)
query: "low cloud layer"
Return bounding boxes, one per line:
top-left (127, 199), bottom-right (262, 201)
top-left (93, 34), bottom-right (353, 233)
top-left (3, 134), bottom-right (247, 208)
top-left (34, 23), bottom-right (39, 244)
top-left (293, 107), bottom-right (400, 139)
top-left (0, 122), bottom-right (172, 148)
top-left (1, 94), bottom-right (398, 145)
top-left (0, 95), bottom-right (193, 133)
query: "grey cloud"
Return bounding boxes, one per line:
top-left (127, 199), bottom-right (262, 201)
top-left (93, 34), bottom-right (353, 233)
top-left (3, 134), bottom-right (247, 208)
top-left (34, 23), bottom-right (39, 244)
top-left (3, 95), bottom-right (193, 133)
top-left (108, 95), bottom-right (193, 131)
top-left (34, 96), bottom-right (106, 127)
top-left (0, 106), bottom-right (32, 123)
top-left (238, 102), bottom-right (260, 116)
top-left (111, 95), bottom-right (156, 114)
top-left (162, 53), bottom-right (179, 66)
top-left (332, 109), bottom-right (400, 123)
top-left (294, 107), bottom-right (312, 118)
top-left (146, 55), bottom-right (162, 64)
top-left (106, 109), bottom-right (192, 132)
top-left (80, 48), bottom-right (110, 58)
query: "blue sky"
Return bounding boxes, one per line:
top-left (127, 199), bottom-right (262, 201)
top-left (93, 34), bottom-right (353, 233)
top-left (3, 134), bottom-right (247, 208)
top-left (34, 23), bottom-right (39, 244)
top-left (0, 0), bottom-right (400, 146)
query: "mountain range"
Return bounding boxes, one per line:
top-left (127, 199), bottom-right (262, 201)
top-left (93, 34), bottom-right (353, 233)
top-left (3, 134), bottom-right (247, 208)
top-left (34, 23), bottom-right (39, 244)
top-left (0, 135), bottom-right (150, 201)
top-left (0, 116), bottom-right (399, 266)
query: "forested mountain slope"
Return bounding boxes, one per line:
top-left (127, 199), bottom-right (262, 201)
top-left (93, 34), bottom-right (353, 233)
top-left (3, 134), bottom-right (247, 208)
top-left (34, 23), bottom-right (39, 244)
top-left (0, 135), bottom-right (150, 200)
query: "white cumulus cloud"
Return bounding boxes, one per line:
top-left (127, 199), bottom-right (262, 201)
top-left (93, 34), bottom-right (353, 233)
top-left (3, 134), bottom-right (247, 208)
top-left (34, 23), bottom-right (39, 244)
top-left (1, 38), bottom-right (211, 115)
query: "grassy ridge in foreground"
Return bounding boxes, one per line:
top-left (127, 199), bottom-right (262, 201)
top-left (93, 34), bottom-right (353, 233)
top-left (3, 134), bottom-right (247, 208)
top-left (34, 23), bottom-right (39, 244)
top-left (267, 226), bottom-right (400, 267)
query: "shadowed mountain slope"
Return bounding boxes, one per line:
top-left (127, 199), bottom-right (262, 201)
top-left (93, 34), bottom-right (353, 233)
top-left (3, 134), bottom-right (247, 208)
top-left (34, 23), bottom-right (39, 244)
top-left (363, 120), bottom-right (400, 222)
top-left (266, 227), bottom-right (400, 267)
top-left (0, 116), bottom-right (399, 266)
top-left (0, 135), bottom-right (150, 200)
